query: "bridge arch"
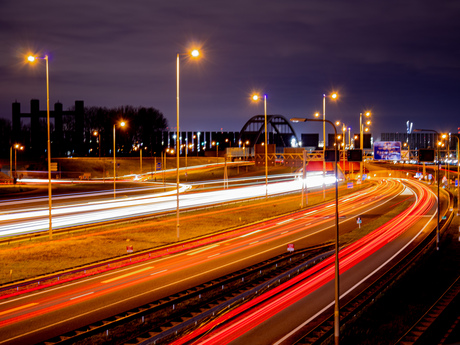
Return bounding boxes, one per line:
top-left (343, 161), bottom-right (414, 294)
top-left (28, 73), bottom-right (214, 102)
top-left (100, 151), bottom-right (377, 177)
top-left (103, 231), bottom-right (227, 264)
top-left (238, 114), bottom-right (299, 147)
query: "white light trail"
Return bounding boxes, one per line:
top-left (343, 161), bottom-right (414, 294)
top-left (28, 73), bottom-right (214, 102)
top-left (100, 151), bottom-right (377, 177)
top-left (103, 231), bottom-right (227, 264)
top-left (0, 174), bottom-right (338, 238)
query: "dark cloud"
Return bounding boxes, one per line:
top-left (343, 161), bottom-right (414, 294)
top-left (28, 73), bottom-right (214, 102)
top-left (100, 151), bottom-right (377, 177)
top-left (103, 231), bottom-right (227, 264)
top-left (1, 0), bottom-right (459, 138)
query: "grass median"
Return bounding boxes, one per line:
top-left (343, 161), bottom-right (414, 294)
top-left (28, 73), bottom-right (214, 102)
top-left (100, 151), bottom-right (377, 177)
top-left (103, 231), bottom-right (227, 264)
top-left (0, 180), bottom-right (383, 285)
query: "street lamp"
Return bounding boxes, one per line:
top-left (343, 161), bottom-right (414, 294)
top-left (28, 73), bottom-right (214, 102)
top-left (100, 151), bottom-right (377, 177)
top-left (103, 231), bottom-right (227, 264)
top-left (414, 129), bottom-right (442, 250)
top-left (113, 121), bottom-right (126, 199)
top-left (291, 116), bottom-right (340, 345)
top-left (453, 136), bottom-right (460, 216)
top-left (176, 48), bottom-right (200, 241)
top-left (321, 93), bottom-right (338, 199)
top-left (14, 144), bottom-right (23, 175)
top-left (27, 54), bottom-right (53, 239)
top-left (10, 144), bottom-right (24, 181)
top-left (359, 112), bottom-right (371, 178)
top-left (252, 94), bottom-right (268, 199)
top-left (93, 130), bottom-right (101, 158)
top-left (212, 141), bottom-right (219, 163)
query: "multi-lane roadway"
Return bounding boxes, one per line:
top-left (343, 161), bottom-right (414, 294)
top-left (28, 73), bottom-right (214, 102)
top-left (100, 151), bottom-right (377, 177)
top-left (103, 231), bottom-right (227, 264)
top-left (0, 176), bottom-right (443, 345)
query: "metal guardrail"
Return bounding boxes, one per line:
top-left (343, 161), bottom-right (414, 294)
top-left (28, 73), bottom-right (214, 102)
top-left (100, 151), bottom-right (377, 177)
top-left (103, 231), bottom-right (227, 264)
top-left (38, 245), bottom-right (334, 345)
top-left (293, 188), bottom-right (455, 344)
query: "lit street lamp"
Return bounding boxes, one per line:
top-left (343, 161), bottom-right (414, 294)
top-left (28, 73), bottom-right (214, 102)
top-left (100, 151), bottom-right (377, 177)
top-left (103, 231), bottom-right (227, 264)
top-left (252, 94), bottom-right (268, 199)
top-left (113, 121), bottom-right (126, 199)
top-left (359, 112), bottom-right (371, 178)
top-left (93, 130), bottom-right (101, 158)
top-left (454, 136), bottom-right (460, 216)
top-left (176, 48), bottom-right (200, 241)
top-left (318, 92), bottom-right (338, 200)
top-left (212, 141), bottom-right (219, 163)
top-left (9, 144), bottom-right (24, 181)
top-left (27, 54), bottom-right (53, 239)
top-left (291, 116), bottom-right (340, 345)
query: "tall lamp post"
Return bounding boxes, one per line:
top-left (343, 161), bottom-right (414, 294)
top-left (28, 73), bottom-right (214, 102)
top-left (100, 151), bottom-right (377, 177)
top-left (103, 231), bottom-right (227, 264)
top-left (291, 116), bottom-right (340, 345)
top-left (14, 144), bottom-right (24, 175)
top-left (453, 136), bottom-right (460, 216)
top-left (414, 129), bottom-right (443, 250)
top-left (252, 94), bottom-right (268, 199)
top-left (93, 130), bottom-right (101, 158)
top-left (317, 93), bottom-right (338, 200)
top-left (113, 121), bottom-right (126, 199)
top-left (27, 55), bottom-right (53, 239)
top-left (359, 112), bottom-right (371, 178)
top-left (176, 49), bottom-right (200, 241)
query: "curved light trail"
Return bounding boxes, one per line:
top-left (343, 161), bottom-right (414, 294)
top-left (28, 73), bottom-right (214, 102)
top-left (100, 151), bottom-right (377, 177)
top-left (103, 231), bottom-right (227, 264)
top-left (0, 178), bottom-right (426, 345)
top-left (171, 179), bottom-right (436, 345)
top-left (0, 173), bottom-right (337, 237)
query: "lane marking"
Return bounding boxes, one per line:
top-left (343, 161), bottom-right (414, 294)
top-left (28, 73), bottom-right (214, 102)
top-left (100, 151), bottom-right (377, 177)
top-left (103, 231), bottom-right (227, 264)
top-left (101, 266), bottom-right (154, 284)
top-left (150, 269), bottom-right (168, 276)
top-left (250, 241), bottom-right (259, 245)
top-left (0, 303), bottom-right (38, 317)
top-left (208, 254), bottom-right (220, 258)
top-left (277, 218), bottom-right (293, 225)
top-left (239, 230), bottom-right (261, 238)
top-left (187, 244), bottom-right (220, 256)
top-left (7, 180), bottom-right (409, 344)
top-left (70, 292), bottom-right (94, 301)
top-left (281, 231), bottom-right (289, 235)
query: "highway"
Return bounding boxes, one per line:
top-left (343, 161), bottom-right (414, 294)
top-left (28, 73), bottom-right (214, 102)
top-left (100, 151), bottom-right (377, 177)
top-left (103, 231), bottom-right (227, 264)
top-left (0, 172), bottom-right (334, 237)
top-left (172, 178), bottom-right (439, 344)
top-left (0, 177), bottom-right (442, 345)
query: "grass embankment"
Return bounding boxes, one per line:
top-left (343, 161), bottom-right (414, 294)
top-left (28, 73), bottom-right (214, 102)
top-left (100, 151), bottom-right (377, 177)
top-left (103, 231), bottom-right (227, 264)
top-left (0, 180), bottom-right (380, 285)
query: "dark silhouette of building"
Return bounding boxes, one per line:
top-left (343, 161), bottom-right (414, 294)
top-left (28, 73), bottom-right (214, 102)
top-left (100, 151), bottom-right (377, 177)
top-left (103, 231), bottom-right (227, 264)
top-left (12, 99), bottom-right (84, 157)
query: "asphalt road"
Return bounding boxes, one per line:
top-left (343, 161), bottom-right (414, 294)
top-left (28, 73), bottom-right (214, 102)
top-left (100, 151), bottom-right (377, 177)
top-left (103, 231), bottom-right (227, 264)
top-left (170, 179), bottom-right (443, 344)
top-left (0, 178), bottom-right (440, 345)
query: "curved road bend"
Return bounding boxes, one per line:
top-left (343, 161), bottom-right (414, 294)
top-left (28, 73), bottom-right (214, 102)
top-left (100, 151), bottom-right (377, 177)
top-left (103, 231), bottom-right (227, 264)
top-left (0, 178), bottom-right (437, 345)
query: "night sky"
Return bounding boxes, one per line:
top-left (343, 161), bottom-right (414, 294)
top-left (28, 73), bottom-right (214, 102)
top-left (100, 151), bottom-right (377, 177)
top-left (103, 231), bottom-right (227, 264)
top-left (1, 0), bottom-right (459, 141)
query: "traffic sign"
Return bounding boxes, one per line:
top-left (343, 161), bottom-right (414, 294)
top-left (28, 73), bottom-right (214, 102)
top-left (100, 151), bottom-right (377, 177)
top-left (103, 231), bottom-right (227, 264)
top-left (287, 244), bottom-right (294, 252)
top-left (50, 162), bottom-right (58, 171)
top-left (347, 182), bottom-right (353, 189)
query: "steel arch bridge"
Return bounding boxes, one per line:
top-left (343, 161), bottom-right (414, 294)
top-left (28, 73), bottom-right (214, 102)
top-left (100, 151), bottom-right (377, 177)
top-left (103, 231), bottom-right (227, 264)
top-left (238, 114), bottom-right (300, 147)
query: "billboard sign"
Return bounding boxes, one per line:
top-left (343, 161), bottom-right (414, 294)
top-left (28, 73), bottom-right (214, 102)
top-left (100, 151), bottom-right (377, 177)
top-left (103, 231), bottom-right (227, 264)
top-left (374, 141), bottom-right (401, 161)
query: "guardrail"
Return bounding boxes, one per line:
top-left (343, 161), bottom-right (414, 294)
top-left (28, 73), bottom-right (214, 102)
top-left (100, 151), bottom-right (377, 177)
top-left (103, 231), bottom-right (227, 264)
top-left (293, 188), bottom-right (455, 344)
top-left (38, 245), bottom-right (334, 345)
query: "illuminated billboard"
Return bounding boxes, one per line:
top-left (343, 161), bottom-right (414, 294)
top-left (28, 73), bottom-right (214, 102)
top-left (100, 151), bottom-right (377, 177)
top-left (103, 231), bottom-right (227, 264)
top-left (374, 141), bottom-right (401, 161)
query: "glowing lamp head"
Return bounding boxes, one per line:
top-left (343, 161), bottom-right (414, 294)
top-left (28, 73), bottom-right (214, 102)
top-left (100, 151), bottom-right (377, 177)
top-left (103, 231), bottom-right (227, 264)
top-left (252, 95), bottom-right (259, 101)
top-left (191, 49), bottom-right (199, 57)
top-left (365, 112), bottom-right (371, 117)
top-left (331, 93), bottom-right (338, 99)
top-left (27, 56), bottom-right (35, 62)
top-left (120, 121), bottom-right (126, 127)
top-left (335, 121), bottom-right (340, 126)
top-left (314, 112), bottom-right (320, 117)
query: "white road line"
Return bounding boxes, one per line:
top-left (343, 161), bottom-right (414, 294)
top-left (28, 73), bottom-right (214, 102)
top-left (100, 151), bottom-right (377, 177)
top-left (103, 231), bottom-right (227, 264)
top-left (239, 230), bottom-right (261, 238)
top-left (70, 292), bottom-right (94, 301)
top-left (150, 270), bottom-right (168, 276)
top-left (187, 244), bottom-right (219, 256)
top-left (277, 219), bottom-right (293, 225)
